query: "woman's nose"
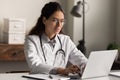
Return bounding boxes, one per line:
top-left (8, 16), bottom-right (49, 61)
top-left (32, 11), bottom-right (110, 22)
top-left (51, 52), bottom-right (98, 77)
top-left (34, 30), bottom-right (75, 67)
top-left (56, 21), bottom-right (61, 27)
top-left (56, 20), bottom-right (64, 27)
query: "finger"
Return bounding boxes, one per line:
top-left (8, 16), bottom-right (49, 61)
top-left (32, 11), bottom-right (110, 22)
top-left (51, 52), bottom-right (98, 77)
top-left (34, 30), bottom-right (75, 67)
top-left (64, 69), bottom-right (73, 75)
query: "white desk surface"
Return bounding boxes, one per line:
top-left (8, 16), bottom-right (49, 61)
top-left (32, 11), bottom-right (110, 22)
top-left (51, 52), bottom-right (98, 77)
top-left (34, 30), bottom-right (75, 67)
top-left (0, 72), bottom-right (120, 80)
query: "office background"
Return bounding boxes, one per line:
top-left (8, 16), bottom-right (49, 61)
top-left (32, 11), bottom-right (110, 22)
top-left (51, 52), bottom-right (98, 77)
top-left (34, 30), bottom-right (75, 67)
top-left (0, 0), bottom-right (120, 73)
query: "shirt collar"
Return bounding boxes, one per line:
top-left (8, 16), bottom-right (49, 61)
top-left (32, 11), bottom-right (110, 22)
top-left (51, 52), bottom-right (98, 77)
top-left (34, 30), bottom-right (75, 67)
top-left (41, 33), bottom-right (58, 44)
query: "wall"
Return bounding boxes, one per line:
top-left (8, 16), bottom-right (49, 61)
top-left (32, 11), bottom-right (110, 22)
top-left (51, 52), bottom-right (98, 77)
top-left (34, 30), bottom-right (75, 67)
top-left (66, 0), bottom-right (118, 56)
top-left (86, 0), bottom-right (117, 56)
top-left (0, 61), bottom-right (29, 73)
top-left (65, 0), bottom-right (74, 40)
top-left (116, 0), bottom-right (120, 45)
top-left (0, 0), bottom-right (60, 42)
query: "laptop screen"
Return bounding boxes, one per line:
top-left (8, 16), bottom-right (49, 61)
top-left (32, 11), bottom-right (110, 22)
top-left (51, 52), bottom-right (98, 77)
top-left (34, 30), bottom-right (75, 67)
top-left (82, 50), bottom-right (118, 79)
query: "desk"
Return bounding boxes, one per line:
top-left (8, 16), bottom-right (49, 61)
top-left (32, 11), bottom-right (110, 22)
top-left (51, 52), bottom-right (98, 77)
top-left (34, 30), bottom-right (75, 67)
top-left (0, 73), bottom-right (120, 80)
top-left (83, 76), bottom-right (120, 80)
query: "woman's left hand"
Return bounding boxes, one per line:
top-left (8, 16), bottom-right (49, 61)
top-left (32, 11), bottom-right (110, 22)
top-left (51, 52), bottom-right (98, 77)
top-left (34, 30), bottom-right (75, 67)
top-left (67, 65), bottom-right (80, 74)
top-left (56, 65), bottom-right (80, 76)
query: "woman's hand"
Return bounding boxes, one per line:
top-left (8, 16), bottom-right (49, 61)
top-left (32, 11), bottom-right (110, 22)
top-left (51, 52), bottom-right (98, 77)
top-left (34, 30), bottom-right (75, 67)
top-left (67, 65), bottom-right (80, 74)
top-left (57, 65), bottom-right (80, 75)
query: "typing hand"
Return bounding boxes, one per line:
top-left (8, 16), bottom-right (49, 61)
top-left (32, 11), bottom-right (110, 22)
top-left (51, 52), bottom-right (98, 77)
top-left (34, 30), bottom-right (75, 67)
top-left (67, 65), bottom-right (80, 74)
top-left (57, 65), bottom-right (80, 76)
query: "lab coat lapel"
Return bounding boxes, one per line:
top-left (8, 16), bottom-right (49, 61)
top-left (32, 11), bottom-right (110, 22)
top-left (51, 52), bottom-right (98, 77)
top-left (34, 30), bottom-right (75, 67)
top-left (52, 36), bottom-right (60, 55)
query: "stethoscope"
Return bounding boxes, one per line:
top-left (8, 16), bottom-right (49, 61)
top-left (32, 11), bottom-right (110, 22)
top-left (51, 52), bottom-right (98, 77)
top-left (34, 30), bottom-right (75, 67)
top-left (39, 35), bottom-right (65, 65)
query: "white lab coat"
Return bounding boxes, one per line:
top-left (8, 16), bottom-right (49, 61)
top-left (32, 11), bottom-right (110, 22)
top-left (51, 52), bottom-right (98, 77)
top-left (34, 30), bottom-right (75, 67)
top-left (24, 34), bottom-right (87, 74)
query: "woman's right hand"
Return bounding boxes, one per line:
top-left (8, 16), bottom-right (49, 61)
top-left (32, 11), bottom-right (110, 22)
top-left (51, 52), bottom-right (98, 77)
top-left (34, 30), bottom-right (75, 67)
top-left (57, 65), bottom-right (80, 75)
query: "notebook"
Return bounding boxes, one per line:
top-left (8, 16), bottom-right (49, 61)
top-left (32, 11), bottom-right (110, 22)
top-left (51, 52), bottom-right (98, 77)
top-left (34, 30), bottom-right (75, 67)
top-left (81, 50), bottom-right (118, 79)
top-left (22, 73), bottom-right (70, 80)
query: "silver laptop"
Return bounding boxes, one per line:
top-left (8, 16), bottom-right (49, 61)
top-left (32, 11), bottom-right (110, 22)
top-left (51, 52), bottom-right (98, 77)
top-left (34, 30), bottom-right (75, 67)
top-left (81, 50), bottom-right (118, 79)
top-left (109, 70), bottom-right (120, 77)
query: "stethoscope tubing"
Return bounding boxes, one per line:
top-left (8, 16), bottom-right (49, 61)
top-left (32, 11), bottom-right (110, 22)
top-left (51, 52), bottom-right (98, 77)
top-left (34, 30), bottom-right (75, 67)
top-left (39, 35), bottom-right (65, 64)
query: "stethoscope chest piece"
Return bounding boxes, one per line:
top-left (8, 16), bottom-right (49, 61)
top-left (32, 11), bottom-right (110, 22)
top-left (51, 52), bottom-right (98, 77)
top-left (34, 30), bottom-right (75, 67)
top-left (54, 49), bottom-right (65, 66)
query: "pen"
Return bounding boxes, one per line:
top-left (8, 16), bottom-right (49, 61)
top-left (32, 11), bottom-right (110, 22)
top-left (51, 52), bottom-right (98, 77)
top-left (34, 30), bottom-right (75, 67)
top-left (49, 74), bottom-right (53, 79)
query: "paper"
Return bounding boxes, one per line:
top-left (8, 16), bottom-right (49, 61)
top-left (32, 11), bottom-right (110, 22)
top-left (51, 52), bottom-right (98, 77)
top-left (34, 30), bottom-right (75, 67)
top-left (22, 73), bottom-right (70, 80)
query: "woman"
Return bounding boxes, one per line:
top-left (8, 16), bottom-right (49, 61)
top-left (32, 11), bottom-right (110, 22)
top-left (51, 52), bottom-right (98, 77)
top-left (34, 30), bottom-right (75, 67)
top-left (24, 2), bottom-right (87, 75)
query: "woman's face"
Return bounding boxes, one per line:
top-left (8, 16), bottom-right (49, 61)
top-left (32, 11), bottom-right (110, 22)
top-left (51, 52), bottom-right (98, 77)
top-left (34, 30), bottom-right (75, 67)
top-left (43, 11), bottom-right (65, 36)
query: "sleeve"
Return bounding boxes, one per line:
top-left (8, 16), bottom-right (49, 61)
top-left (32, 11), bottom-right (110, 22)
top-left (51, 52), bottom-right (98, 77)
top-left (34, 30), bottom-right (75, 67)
top-left (24, 36), bottom-right (56, 74)
top-left (67, 37), bottom-right (88, 73)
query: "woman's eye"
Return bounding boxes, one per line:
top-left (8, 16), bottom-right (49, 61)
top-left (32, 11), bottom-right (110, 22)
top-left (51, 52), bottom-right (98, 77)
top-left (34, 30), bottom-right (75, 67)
top-left (52, 19), bottom-right (58, 23)
top-left (61, 20), bottom-right (65, 23)
top-left (51, 18), bottom-right (65, 25)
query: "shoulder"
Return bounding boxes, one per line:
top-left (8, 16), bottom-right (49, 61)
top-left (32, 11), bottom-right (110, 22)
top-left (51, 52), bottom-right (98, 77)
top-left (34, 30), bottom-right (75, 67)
top-left (58, 34), bottom-right (70, 39)
top-left (58, 34), bottom-right (72, 42)
top-left (58, 34), bottom-right (70, 38)
top-left (25, 35), bottom-right (39, 42)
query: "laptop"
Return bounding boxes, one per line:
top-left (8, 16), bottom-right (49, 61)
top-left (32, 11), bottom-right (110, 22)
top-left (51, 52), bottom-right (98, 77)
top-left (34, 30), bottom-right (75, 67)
top-left (81, 50), bottom-right (118, 79)
top-left (109, 70), bottom-right (120, 77)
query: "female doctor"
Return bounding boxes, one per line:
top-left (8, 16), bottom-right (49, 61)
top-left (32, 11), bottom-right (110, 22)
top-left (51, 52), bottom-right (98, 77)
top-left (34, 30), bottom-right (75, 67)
top-left (24, 2), bottom-right (87, 75)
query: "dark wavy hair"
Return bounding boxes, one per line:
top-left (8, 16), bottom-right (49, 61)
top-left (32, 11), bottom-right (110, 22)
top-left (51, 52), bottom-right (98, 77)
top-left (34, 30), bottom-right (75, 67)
top-left (29, 2), bottom-right (64, 35)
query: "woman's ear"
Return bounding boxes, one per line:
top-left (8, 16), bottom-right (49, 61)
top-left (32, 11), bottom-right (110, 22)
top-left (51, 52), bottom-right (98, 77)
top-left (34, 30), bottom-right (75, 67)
top-left (42, 17), bottom-right (47, 24)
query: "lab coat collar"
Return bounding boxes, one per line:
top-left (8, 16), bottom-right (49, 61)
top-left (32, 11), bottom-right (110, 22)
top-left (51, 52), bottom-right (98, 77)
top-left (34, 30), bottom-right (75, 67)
top-left (41, 33), bottom-right (58, 44)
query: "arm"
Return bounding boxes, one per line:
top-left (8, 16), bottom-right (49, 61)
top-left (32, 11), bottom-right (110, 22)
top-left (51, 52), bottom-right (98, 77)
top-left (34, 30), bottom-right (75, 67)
top-left (67, 37), bottom-right (88, 74)
top-left (24, 36), bottom-right (54, 74)
top-left (54, 36), bottom-right (87, 75)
